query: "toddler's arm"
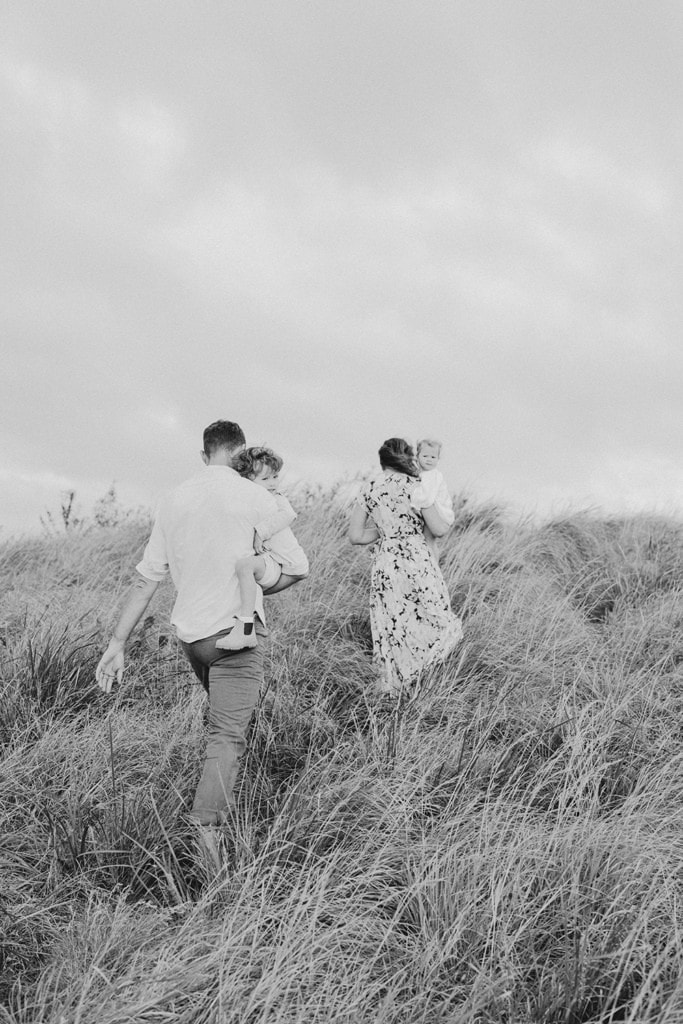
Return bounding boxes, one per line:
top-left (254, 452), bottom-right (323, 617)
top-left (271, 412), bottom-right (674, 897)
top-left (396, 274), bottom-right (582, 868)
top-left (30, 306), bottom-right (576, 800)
top-left (267, 527), bottom-right (309, 578)
top-left (255, 492), bottom-right (297, 543)
top-left (411, 470), bottom-right (438, 514)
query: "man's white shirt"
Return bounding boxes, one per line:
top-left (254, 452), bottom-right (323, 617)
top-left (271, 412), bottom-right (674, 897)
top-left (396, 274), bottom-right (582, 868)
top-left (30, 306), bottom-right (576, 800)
top-left (136, 466), bottom-right (308, 642)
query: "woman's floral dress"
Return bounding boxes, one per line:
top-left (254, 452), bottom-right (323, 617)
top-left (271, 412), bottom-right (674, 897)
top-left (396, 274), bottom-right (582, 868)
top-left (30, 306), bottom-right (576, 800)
top-left (360, 471), bottom-right (463, 694)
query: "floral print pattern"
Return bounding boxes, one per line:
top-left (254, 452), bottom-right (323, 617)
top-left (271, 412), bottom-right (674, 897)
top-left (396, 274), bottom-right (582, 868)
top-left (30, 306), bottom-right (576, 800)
top-left (361, 472), bottom-right (463, 694)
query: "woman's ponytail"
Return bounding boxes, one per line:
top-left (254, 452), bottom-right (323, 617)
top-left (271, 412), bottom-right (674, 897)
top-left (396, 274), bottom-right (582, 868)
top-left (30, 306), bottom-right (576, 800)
top-left (378, 438), bottom-right (420, 478)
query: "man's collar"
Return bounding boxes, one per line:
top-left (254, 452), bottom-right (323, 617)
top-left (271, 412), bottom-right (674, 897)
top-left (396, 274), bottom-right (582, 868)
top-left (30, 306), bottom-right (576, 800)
top-left (204, 464), bottom-right (238, 474)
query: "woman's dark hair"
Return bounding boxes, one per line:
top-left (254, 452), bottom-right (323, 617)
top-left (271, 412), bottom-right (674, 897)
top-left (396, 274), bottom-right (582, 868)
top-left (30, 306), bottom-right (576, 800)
top-left (378, 437), bottom-right (420, 478)
top-left (234, 445), bottom-right (284, 480)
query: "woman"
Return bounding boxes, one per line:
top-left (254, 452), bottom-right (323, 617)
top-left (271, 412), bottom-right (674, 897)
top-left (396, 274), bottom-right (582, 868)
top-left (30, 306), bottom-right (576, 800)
top-left (349, 438), bottom-right (462, 696)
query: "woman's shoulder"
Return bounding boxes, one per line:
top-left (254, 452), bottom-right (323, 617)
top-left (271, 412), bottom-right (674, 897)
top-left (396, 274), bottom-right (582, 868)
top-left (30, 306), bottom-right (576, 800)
top-left (390, 470), bottom-right (419, 491)
top-left (361, 472), bottom-right (384, 495)
top-left (362, 470), bottom-right (418, 498)
top-left (381, 472), bottom-right (421, 507)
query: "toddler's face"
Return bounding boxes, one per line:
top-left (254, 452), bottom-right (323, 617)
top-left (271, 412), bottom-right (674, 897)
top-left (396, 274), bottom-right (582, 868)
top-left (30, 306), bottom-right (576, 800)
top-left (417, 444), bottom-right (440, 472)
top-left (253, 466), bottom-right (279, 492)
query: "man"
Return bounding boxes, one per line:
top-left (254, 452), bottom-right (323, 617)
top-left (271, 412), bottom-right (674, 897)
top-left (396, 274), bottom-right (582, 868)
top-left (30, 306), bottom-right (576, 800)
top-left (95, 420), bottom-right (308, 827)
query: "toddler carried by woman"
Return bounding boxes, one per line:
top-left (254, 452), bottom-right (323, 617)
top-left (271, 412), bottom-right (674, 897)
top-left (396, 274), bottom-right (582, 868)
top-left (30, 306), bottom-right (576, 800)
top-left (411, 437), bottom-right (455, 560)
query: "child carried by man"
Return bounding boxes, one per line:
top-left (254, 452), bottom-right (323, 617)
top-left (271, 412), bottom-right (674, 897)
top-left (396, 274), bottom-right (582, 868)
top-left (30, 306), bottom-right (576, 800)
top-left (216, 446), bottom-right (308, 651)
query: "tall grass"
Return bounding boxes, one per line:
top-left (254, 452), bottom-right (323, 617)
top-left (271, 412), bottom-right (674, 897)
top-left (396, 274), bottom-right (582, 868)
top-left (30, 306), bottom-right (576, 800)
top-left (2, 492), bottom-right (683, 1022)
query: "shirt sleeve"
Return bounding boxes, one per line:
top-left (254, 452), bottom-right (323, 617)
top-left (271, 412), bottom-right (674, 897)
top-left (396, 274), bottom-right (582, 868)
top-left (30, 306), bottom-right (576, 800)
top-left (411, 472), bottom-right (438, 510)
top-left (434, 474), bottom-right (455, 525)
top-left (412, 472), bottom-right (455, 525)
top-left (266, 522), bottom-right (310, 577)
top-left (271, 538), bottom-right (309, 577)
top-left (255, 492), bottom-right (297, 541)
top-left (411, 483), bottom-right (426, 510)
top-left (135, 510), bottom-right (170, 582)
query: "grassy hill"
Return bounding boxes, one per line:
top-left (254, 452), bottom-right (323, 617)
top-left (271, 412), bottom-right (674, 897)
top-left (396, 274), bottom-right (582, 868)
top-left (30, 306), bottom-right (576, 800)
top-left (2, 489), bottom-right (683, 1023)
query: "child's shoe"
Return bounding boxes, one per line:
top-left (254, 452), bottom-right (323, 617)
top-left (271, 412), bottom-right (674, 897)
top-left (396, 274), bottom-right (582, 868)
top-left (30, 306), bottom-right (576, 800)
top-left (216, 619), bottom-right (257, 651)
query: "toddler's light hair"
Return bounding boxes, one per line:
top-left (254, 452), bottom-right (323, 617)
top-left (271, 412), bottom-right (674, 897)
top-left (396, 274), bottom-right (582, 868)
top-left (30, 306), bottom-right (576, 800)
top-left (234, 445), bottom-right (283, 480)
top-left (416, 438), bottom-right (442, 455)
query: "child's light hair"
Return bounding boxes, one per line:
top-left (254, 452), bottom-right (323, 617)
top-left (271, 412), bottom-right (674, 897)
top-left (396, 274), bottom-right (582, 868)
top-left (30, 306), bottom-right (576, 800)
top-left (416, 438), bottom-right (442, 455)
top-left (234, 445), bottom-right (283, 480)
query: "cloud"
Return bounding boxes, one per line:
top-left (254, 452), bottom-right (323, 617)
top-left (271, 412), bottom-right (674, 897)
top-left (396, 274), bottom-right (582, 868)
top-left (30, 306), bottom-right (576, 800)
top-left (1, 2), bottom-right (682, 537)
top-left (534, 137), bottom-right (671, 217)
top-left (1, 54), bottom-right (91, 133)
top-left (0, 464), bottom-right (149, 539)
top-left (587, 451), bottom-right (683, 514)
top-left (115, 99), bottom-right (187, 183)
top-left (1, 50), bottom-right (191, 218)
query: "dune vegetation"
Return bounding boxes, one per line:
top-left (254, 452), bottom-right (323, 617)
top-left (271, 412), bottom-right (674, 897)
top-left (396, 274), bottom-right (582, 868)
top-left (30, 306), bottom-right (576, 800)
top-left (2, 485), bottom-right (683, 1023)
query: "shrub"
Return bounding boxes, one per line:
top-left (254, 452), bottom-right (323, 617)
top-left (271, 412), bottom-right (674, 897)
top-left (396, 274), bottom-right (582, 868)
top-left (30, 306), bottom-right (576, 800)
top-left (2, 491), bottom-right (683, 1021)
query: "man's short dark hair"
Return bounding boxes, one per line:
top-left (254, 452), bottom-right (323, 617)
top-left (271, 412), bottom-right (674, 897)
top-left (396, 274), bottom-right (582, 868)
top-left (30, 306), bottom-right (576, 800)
top-left (202, 420), bottom-right (246, 456)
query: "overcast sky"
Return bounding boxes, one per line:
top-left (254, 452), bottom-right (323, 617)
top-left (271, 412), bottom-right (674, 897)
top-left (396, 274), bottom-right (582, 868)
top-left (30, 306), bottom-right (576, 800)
top-left (2, 1), bottom-right (682, 537)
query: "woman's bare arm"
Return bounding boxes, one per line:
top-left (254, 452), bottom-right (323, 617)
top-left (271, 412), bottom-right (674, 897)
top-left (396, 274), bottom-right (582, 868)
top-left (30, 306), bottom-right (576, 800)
top-left (348, 503), bottom-right (379, 545)
top-left (421, 503), bottom-right (451, 538)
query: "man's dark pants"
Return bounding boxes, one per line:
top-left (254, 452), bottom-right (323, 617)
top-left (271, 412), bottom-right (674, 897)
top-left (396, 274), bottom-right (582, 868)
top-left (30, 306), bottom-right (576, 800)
top-left (181, 624), bottom-right (266, 825)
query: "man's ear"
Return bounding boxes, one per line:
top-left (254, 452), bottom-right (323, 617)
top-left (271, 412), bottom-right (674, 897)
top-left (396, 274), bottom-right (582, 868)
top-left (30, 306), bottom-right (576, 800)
top-left (200, 450), bottom-right (209, 465)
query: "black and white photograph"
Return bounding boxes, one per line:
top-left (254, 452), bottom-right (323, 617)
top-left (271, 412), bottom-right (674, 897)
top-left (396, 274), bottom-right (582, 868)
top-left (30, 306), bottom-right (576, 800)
top-left (2, 2), bottom-right (683, 1021)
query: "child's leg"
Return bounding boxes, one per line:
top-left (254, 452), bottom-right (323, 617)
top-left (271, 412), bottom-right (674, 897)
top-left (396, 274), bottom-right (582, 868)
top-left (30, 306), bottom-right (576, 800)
top-left (423, 524), bottom-right (439, 562)
top-left (236, 554), bottom-right (266, 617)
top-left (260, 572), bottom-right (304, 594)
top-left (215, 554), bottom-right (266, 650)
